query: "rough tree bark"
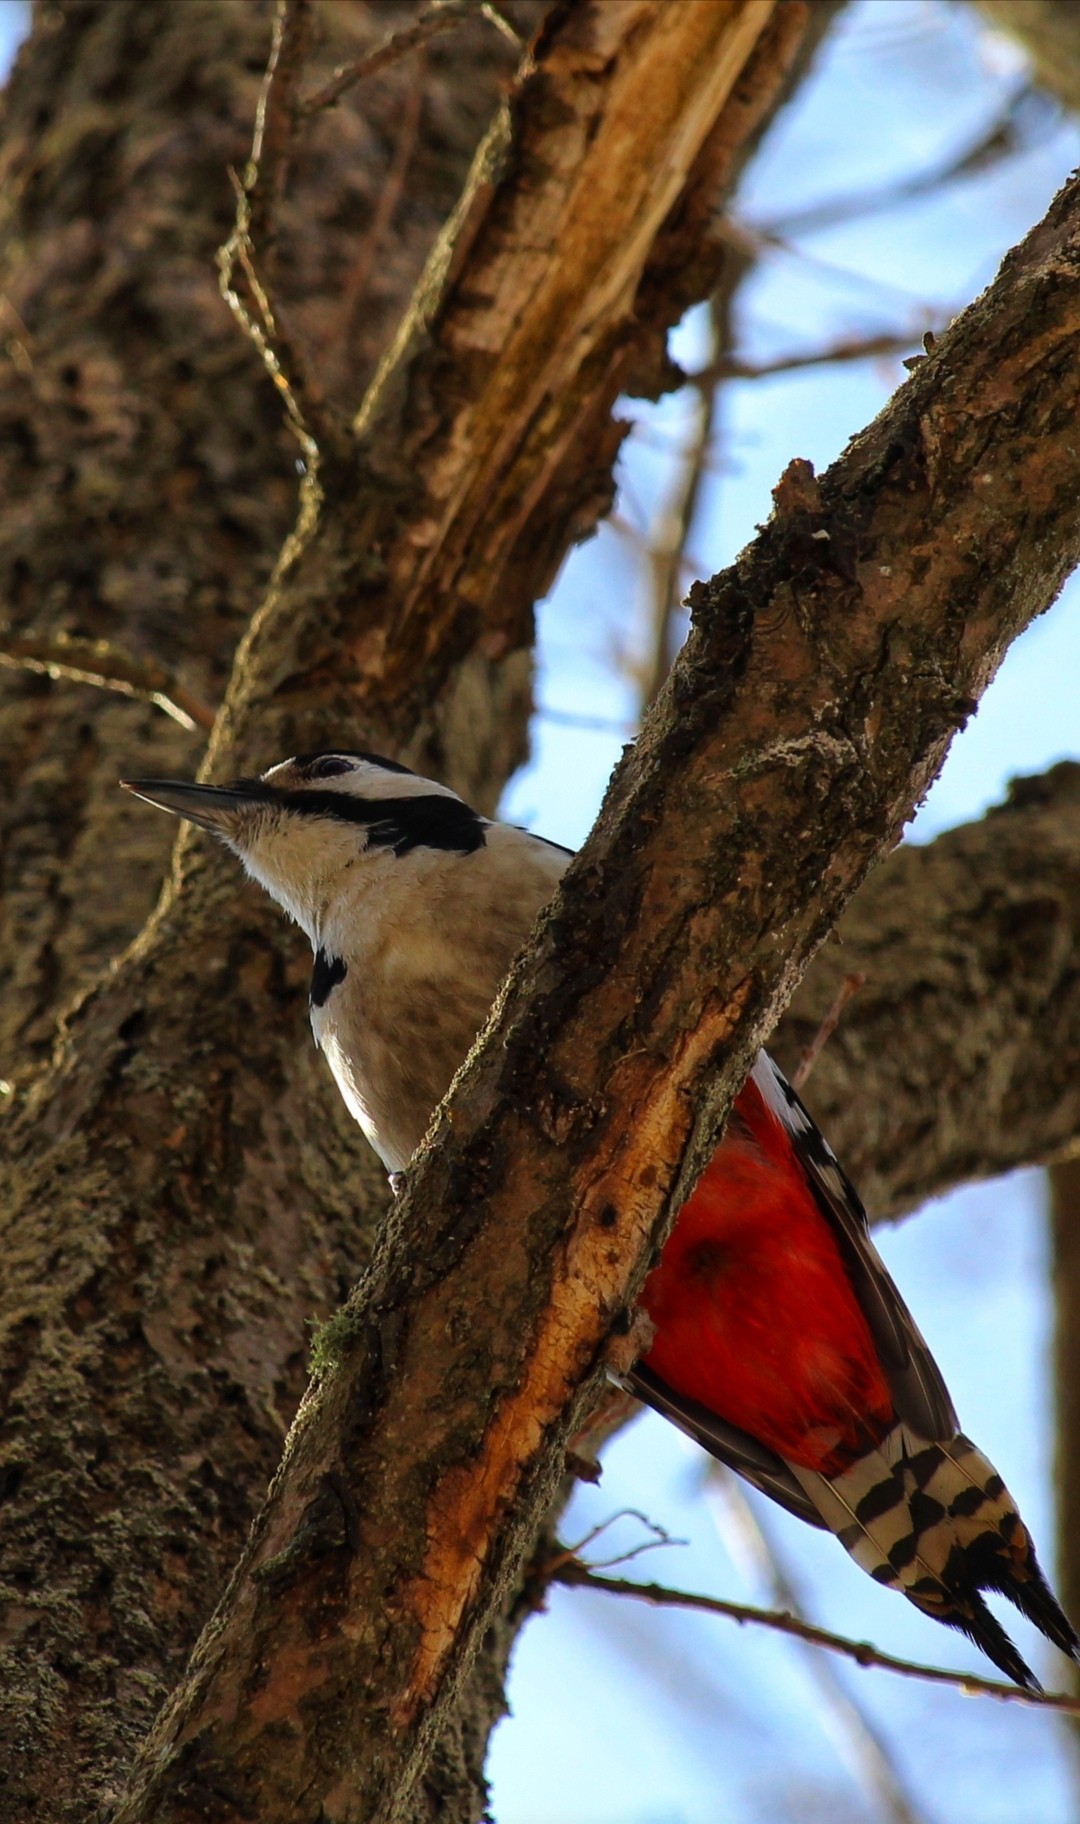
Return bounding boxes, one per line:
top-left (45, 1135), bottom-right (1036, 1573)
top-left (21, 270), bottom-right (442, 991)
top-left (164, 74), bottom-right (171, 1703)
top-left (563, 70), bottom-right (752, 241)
top-left (0, 0), bottom-right (535, 1066)
top-left (777, 762), bottom-right (1080, 1220)
top-left (0, 9), bottom-right (535, 1817)
top-left (0, 4), bottom-right (822, 1820)
top-left (109, 160), bottom-right (1080, 1821)
top-left (0, 71), bottom-right (545, 1799)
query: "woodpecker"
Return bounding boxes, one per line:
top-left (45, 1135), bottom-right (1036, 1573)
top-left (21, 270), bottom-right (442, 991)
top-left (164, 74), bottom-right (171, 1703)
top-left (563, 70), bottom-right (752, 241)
top-left (123, 749), bottom-right (1079, 1689)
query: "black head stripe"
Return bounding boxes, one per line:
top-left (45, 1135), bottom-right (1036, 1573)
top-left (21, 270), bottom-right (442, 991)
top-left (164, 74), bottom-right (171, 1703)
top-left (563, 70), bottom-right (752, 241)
top-left (281, 790), bottom-right (487, 856)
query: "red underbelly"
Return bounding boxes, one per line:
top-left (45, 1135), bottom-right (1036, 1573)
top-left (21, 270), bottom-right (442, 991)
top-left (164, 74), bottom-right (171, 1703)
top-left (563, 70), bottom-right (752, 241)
top-left (640, 1081), bottom-right (895, 1475)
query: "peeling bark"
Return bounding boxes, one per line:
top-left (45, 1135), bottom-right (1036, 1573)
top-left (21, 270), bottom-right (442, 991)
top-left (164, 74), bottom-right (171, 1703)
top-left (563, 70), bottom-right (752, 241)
top-left (110, 168), bottom-right (1080, 1824)
top-left (221, 0), bottom-right (812, 770)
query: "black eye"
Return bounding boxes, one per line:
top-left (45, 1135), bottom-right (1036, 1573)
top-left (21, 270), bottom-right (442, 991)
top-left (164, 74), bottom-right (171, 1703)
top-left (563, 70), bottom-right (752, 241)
top-left (308, 756), bottom-right (353, 780)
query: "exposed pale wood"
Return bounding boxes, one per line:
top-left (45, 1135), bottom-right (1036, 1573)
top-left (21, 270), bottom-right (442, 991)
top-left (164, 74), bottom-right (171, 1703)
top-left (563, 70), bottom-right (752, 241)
top-left (340, 0), bottom-right (803, 710)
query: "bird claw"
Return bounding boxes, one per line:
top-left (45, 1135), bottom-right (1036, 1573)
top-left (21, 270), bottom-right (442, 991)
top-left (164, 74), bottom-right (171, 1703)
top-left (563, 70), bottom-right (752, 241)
top-left (388, 1171), bottom-right (408, 1197)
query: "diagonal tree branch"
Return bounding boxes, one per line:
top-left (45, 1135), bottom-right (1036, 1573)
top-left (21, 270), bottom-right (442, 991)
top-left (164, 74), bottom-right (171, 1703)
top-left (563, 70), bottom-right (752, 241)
top-left (0, 625), bottom-right (216, 732)
top-left (773, 761), bottom-right (1080, 1219)
top-left (552, 1562), bottom-right (1080, 1717)
top-left (112, 165), bottom-right (1080, 1824)
top-left (299, 0), bottom-right (810, 728)
top-left (299, 0), bottom-right (514, 117)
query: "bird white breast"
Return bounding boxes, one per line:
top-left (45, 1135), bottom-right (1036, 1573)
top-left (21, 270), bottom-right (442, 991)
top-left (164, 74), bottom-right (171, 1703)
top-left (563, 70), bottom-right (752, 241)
top-left (310, 824), bottom-right (569, 1173)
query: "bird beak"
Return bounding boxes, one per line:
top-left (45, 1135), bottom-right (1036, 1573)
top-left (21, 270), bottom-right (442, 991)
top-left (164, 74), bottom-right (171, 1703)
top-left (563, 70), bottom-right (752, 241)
top-left (119, 778), bottom-right (266, 835)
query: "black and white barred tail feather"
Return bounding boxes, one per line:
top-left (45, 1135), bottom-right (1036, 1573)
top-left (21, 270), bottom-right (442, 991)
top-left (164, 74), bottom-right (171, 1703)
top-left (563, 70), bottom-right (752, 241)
top-left (750, 1051), bottom-right (1080, 1687)
top-left (789, 1425), bottom-right (1079, 1690)
top-left (636, 1051), bottom-right (1080, 1688)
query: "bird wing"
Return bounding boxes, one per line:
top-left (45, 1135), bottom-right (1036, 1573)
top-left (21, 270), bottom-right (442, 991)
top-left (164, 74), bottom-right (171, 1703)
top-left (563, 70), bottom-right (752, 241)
top-left (627, 1362), bottom-right (827, 1527)
top-left (751, 1050), bottom-right (958, 1441)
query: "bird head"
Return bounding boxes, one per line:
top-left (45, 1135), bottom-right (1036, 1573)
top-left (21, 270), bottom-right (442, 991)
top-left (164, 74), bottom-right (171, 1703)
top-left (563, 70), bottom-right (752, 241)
top-left (121, 750), bottom-right (486, 939)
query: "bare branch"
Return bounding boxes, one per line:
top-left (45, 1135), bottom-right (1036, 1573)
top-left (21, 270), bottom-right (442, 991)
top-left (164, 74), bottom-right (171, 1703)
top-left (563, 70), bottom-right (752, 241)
top-left (719, 214), bottom-right (945, 315)
top-left (341, 66), bottom-right (426, 340)
top-left (688, 326), bottom-right (937, 387)
top-left (542, 1510), bottom-right (685, 1578)
top-left (0, 625), bottom-right (216, 732)
top-left (479, 1), bottom-right (524, 44)
top-left (639, 286), bottom-right (733, 713)
top-left (707, 1471), bottom-right (929, 1824)
top-left (244, 0), bottom-right (314, 254)
top-left (218, 0), bottom-right (337, 461)
top-left (553, 1563), bottom-right (1080, 1718)
top-left (299, 1), bottom-right (498, 117)
top-left (537, 703), bottom-right (635, 733)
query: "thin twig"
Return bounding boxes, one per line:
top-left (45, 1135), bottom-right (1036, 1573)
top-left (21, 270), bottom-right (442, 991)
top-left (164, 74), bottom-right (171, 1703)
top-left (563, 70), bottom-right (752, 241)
top-left (537, 704), bottom-right (634, 735)
top-left (554, 1563), bottom-right (1080, 1716)
top-left (0, 626), bottom-right (216, 732)
top-left (218, 0), bottom-right (333, 481)
top-left (543, 1510), bottom-right (685, 1580)
top-left (719, 215), bottom-right (942, 314)
top-left (707, 1471), bottom-right (928, 1824)
top-left (687, 328), bottom-right (932, 389)
top-left (792, 971), bottom-right (866, 1091)
top-left (479, 1), bottom-right (523, 44)
top-left (639, 310), bottom-right (717, 711)
top-left (245, 0), bottom-right (314, 256)
top-left (218, 184), bottom-right (325, 468)
top-left (639, 274), bottom-right (744, 714)
top-left (301, 1), bottom-right (490, 117)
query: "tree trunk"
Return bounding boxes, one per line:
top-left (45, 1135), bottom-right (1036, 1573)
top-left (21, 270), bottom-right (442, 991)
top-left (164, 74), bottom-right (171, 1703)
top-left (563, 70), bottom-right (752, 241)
top-left (0, 0), bottom-right (534, 1067)
top-left (0, 4), bottom-right (821, 1818)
